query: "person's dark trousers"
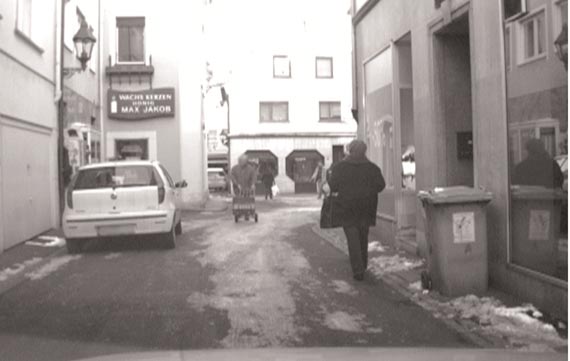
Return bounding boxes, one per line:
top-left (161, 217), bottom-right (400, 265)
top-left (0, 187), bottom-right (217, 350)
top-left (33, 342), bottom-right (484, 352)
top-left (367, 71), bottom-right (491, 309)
top-left (343, 222), bottom-right (370, 278)
top-left (264, 184), bottom-right (273, 200)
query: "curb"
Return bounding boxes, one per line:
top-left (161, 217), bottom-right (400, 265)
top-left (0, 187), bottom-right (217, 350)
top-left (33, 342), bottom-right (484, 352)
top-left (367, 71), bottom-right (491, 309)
top-left (311, 225), bottom-right (503, 349)
top-left (0, 247), bottom-right (67, 297)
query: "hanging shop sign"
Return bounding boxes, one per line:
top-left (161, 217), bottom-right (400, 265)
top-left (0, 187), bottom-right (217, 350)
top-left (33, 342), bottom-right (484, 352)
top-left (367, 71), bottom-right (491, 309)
top-left (108, 88), bottom-right (175, 120)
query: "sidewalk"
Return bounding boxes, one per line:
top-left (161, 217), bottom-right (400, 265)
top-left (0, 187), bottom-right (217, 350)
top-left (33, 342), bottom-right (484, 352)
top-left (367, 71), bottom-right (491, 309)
top-left (0, 229), bottom-right (67, 295)
top-left (312, 225), bottom-right (568, 352)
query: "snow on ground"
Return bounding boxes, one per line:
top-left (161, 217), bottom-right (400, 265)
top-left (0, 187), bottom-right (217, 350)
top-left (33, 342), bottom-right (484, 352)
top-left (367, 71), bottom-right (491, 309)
top-left (368, 241), bottom-right (386, 253)
top-left (422, 293), bottom-right (568, 351)
top-left (104, 253), bottom-right (121, 260)
top-left (330, 280), bottom-right (358, 296)
top-left (25, 236), bottom-right (66, 247)
top-left (368, 254), bottom-right (424, 276)
top-left (322, 310), bottom-right (382, 334)
top-left (0, 257), bottom-right (42, 282)
top-left (26, 255), bottom-right (81, 281)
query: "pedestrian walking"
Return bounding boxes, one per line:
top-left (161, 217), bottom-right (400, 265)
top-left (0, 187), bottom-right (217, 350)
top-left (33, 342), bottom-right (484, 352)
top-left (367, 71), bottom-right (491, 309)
top-left (310, 161), bottom-right (325, 199)
top-left (261, 166), bottom-right (276, 200)
top-left (328, 140), bottom-right (385, 281)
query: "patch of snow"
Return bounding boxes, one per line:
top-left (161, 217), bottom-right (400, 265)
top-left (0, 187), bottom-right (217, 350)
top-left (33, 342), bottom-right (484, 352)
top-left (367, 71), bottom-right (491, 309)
top-left (408, 281), bottom-right (422, 292)
top-left (441, 294), bottom-right (567, 351)
top-left (323, 310), bottom-right (382, 334)
top-left (331, 280), bottom-right (357, 296)
top-left (104, 253), bottom-right (121, 260)
top-left (0, 257), bottom-right (42, 281)
top-left (368, 241), bottom-right (386, 253)
top-left (26, 236), bottom-right (65, 247)
top-left (26, 255), bottom-right (81, 280)
top-left (368, 254), bottom-right (423, 276)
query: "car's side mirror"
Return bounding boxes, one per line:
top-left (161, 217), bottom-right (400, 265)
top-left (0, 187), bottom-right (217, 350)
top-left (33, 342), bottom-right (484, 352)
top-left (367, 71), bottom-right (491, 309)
top-left (175, 180), bottom-right (188, 188)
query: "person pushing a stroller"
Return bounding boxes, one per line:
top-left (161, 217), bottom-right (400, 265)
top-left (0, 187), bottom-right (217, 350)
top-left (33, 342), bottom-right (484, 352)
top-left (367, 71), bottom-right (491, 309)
top-left (230, 155), bottom-right (257, 196)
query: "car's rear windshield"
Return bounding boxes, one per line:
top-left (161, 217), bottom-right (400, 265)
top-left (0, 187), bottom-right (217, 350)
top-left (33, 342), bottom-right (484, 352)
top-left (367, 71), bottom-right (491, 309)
top-left (74, 166), bottom-right (162, 190)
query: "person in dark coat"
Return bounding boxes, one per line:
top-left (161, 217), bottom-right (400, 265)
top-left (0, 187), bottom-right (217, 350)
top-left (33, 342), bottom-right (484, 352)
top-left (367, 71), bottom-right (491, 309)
top-left (513, 139), bottom-right (564, 189)
top-left (261, 166), bottom-right (276, 200)
top-left (328, 140), bottom-right (385, 281)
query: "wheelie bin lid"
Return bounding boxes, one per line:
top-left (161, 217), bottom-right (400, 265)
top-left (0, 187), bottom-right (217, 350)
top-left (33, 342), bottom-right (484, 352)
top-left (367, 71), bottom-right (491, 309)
top-left (418, 186), bottom-right (493, 205)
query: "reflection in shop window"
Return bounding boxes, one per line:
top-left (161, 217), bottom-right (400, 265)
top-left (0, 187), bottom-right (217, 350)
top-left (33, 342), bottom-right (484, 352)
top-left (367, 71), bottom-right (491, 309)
top-left (504, 3), bottom-right (568, 281)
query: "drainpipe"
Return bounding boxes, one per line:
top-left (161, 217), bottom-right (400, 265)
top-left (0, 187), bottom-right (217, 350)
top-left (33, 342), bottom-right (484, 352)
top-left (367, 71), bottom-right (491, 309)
top-left (55, 0), bottom-right (66, 222)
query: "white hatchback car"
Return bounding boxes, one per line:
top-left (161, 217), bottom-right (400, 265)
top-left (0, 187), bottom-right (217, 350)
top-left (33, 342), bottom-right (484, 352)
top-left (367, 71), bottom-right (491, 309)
top-left (63, 161), bottom-right (187, 253)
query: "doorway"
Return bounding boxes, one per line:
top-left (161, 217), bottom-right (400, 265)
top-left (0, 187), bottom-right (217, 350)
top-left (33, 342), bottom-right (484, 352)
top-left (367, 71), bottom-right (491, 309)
top-left (394, 33), bottom-right (416, 250)
top-left (433, 13), bottom-right (475, 187)
top-left (332, 145), bottom-right (345, 164)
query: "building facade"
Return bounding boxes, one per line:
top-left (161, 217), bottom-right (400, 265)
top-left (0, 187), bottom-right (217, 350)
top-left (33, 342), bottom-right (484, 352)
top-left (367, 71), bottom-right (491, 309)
top-left (208, 0), bottom-right (356, 194)
top-left (100, 0), bottom-right (208, 206)
top-left (352, 0), bottom-right (567, 318)
top-left (0, 0), bottom-right (101, 252)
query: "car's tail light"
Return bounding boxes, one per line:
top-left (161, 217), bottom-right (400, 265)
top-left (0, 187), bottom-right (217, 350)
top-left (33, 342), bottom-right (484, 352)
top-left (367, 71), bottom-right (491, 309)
top-left (66, 187), bottom-right (74, 209)
top-left (158, 186), bottom-right (166, 204)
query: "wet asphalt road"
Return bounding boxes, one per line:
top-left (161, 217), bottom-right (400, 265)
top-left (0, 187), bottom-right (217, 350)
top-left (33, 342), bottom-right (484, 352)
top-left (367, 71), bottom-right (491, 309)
top-left (0, 196), bottom-right (473, 361)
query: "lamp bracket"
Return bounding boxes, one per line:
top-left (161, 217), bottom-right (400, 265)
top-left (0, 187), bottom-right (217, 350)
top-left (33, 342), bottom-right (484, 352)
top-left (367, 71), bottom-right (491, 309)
top-left (63, 67), bottom-right (85, 78)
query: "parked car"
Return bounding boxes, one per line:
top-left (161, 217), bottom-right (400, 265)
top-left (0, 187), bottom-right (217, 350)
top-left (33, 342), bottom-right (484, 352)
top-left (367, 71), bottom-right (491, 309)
top-left (62, 160), bottom-right (187, 253)
top-left (207, 167), bottom-right (228, 191)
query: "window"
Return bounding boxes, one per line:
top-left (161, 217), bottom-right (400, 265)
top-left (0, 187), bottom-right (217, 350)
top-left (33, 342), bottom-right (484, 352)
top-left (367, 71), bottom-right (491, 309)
top-left (519, 10), bottom-right (546, 62)
top-left (319, 102), bottom-right (341, 121)
top-left (117, 17), bottom-right (145, 63)
top-left (74, 166), bottom-right (161, 190)
top-left (260, 102), bottom-right (289, 122)
top-left (316, 57), bottom-right (333, 78)
top-left (16, 0), bottom-right (32, 37)
top-left (159, 164), bottom-right (175, 188)
top-left (273, 56), bottom-right (291, 78)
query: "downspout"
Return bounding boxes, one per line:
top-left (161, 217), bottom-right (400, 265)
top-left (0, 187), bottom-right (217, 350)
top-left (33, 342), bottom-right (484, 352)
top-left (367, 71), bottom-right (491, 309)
top-left (54, 0), bottom-right (63, 103)
top-left (56, 0), bottom-right (66, 221)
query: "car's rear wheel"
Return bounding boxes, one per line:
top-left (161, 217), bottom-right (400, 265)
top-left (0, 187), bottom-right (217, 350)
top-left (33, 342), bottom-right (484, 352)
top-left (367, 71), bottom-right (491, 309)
top-left (162, 225), bottom-right (176, 250)
top-left (66, 238), bottom-right (84, 254)
top-left (175, 221), bottom-right (182, 235)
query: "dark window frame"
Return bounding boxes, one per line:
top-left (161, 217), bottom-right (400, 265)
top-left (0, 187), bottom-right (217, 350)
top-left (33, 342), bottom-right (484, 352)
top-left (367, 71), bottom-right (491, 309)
top-left (319, 101), bottom-right (341, 122)
top-left (259, 101), bottom-right (289, 123)
top-left (315, 56), bottom-right (334, 78)
top-left (273, 55), bottom-right (291, 78)
top-left (116, 16), bottom-right (146, 63)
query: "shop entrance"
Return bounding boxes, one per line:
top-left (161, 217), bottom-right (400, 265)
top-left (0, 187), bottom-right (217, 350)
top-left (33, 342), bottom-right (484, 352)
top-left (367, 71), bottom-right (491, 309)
top-left (433, 13), bottom-right (475, 187)
top-left (286, 150), bottom-right (324, 194)
top-left (115, 139), bottom-right (149, 160)
top-left (245, 150), bottom-right (278, 195)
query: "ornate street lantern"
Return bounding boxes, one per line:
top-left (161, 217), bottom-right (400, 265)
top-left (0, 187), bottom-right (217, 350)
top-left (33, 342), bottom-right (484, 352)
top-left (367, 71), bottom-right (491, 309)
top-left (554, 24), bottom-right (568, 71)
top-left (72, 20), bottom-right (97, 71)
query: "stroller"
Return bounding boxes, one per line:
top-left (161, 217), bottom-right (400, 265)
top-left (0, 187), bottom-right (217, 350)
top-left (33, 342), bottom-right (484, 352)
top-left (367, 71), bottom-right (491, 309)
top-left (232, 188), bottom-right (258, 223)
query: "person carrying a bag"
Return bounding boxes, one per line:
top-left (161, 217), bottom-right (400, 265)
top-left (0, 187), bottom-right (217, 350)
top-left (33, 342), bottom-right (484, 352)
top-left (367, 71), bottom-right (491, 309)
top-left (328, 140), bottom-right (385, 281)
